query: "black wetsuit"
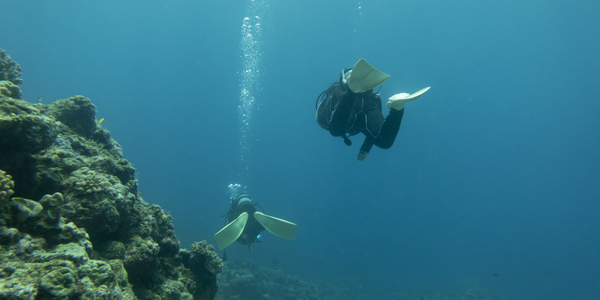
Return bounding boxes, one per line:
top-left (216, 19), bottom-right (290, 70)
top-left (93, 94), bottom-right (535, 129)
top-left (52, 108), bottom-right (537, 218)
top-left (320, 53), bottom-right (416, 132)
top-left (327, 83), bottom-right (405, 155)
top-left (228, 200), bottom-right (264, 245)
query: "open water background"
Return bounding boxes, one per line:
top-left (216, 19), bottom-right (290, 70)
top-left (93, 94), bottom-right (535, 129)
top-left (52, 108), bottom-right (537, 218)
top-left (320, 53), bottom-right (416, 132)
top-left (2, 1), bottom-right (599, 299)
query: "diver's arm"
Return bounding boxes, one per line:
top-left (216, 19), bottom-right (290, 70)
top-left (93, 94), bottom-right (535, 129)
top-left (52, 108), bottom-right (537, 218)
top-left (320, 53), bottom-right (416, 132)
top-left (358, 137), bottom-right (374, 161)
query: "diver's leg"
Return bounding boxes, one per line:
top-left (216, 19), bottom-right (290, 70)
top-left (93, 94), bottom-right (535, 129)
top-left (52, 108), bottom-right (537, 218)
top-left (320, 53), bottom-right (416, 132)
top-left (371, 108), bottom-right (404, 149)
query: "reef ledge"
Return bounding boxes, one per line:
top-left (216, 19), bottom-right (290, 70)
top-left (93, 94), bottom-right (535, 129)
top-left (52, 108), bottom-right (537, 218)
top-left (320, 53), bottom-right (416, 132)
top-left (0, 49), bottom-right (222, 300)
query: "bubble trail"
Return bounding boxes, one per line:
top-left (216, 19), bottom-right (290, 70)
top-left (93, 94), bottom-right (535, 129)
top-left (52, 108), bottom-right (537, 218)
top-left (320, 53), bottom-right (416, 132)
top-left (237, 0), bottom-right (268, 181)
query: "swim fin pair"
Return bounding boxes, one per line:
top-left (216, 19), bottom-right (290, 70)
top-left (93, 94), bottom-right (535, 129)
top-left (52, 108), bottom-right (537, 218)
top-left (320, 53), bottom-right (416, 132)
top-left (344, 58), bottom-right (430, 110)
top-left (213, 211), bottom-right (297, 251)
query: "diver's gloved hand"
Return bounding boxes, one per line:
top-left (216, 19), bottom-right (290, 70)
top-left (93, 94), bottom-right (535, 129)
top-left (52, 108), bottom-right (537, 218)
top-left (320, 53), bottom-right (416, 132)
top-left (387, 87), bottom-right (431, 111)
top-left (357, 150), bottom-right (369, 161)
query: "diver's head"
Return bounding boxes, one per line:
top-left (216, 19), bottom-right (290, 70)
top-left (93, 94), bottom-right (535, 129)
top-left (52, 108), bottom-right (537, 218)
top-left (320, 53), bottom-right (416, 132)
top-left (228, 194), bottom-right (256, 222)
top-left (236, 194), bottom-right (253, 207)
top-left (340, 68), bottom-right (353, 85)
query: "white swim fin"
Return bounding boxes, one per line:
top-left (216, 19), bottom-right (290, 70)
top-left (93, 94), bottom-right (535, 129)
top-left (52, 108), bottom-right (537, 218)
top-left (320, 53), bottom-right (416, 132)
top-left (344, 58), bottom-right (391, 94)
top-left (213, 212), bottom-right (249, 250)
top-left (387, 87), bottom-right (431, 110)
top-left (254, 211), bottom-right (297, 240)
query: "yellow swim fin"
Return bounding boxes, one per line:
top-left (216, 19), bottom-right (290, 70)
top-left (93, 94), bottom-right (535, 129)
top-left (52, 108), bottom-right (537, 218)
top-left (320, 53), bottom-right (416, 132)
top-left (386, 87), bottom-right (431, 110)
top-left (254, 211), bottom-right (297, 240)
top-left (213, 212), bottom-right (249, 250)
top-left (344, 58), bottom-right (391, 94)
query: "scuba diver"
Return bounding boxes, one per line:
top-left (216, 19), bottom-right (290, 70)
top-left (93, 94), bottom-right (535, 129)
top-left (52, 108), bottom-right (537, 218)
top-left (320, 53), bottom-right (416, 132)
top-left (316, 58), bottom-right (430, 161)
top-left (213, 191), bottom-right (297, 258)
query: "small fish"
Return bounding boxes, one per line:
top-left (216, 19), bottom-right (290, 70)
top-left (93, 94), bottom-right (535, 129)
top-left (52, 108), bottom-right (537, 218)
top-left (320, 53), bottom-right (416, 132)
top-left (493, 273), bottom-right (500, 277)
top-left (37, 97), bottom-right (43, 103)
top-left (97, 118), bottom-right (104, 126)
top-left (36, 165), bottom-right (50, 172)
top-left (51, 154), bottom-right (60, 162)
top-left (48, 172), bottom-right (62, 181)
top-left (62, 204), bottom-right (76, 214)
top-left (11, 197), bottom-right (25, 201)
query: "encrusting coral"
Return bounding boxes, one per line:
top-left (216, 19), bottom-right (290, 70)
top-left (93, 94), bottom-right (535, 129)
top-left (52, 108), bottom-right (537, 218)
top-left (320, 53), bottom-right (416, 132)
top-left (0, 80), bottom-right (21, 99)
top-left (0, 169), bottom-right (14, 201)
top-left (0, 48), bottom-right (23, 86)
top-left (0, 170), bottom-right (15, 226)
top-left (0, 50), bottom-right (222, 300)
top-left (48, 96), bottom-right (97, 138)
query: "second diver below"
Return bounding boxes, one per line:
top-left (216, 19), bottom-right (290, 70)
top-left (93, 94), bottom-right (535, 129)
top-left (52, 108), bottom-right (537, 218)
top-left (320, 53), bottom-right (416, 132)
top-left (316, 58), bottom-right (431, 161)
top-left (213, 193), bottom-right (297, 255)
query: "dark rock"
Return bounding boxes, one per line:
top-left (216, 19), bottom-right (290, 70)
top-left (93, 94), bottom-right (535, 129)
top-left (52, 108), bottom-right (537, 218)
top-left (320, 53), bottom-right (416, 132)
top-left (48, 95), bottom-right (97, 138)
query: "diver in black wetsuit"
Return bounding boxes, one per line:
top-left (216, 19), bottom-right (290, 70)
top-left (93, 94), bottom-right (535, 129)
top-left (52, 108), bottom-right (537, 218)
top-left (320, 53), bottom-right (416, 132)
top-left (213, 192), bottom-right (297, 259)
top-left (226, 194), bottom-right (265, 248)
top-left (316, 58), bottom-right (430, 161)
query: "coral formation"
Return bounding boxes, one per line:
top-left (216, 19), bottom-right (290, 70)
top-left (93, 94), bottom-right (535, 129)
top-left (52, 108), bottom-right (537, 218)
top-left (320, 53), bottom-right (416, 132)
top-left (0, 80), bottom-right (22, 99)
top-left (0, 217), bottom-right (135, 299)
top-left (0, 169), bottom-right (14, 201)
top-left (0, 50), bottom-right (222, 300)
top-left (48, 96), bottom-right (97, 138)
top-left (0, 97), bottom-right (56, 154)
top-left (180, 241), bottom-right (224, 300)
top-left (216, 261), bottom-right (319, 300)
top-left (216, 261), bottom-right (508, 300)
top-left (0, 48), bottom-right (23, 86)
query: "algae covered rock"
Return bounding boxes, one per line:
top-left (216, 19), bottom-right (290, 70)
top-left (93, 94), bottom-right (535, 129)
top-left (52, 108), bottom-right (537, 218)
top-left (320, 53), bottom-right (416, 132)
top-left (177, 241), bottom-right (224, 300)
top-left (0, 169), bottom-right (14, 202)
top-left (189, 241), bottom-right (224, 276)
top-left (0, 49), bottom-right (223, 300)
top-left (48, 95), bottom-right (97, 138)
top-left (123, 235), bottom-right (160, 278)
top-left (0, 49), bottom-right (23, 86)
top-left (12, 196), bottom-right (43, 222)
top-left (215, 260), bottom-right (319, 300)
top-left (0, 220), bottom-right (136, 299)
top-left (0, 96), bottom-right (56, 154)
top-left (0, 80), bottom-right (22, 99)
top-left (40, 267), bottom-right (77, 297)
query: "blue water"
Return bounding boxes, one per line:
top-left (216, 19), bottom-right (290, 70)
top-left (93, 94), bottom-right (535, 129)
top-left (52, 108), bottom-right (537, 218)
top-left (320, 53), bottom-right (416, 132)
top-left (3, 1), bottom-right (600, 299)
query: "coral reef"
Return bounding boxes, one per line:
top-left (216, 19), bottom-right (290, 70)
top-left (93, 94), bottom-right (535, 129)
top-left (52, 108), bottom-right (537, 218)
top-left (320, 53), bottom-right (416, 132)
top-left (0, 218), bottom-right (135, 299)
top-left (0, 49), bottom-right (23, 87)
top-left (0, 97), bottom-right (55, 155)
top-left (48, 96), bottom-right (97, 138)
top-left (216, 261), bottom-right (319, 300)
top-left (180, 241), bottom-right (224, 300)
top-left (0, 80), bottom-right (22, 99)
top-left (0, 50), bottom-right (222, 299)
top-left (0, 169), bottom-right (14, 202)
top-left (216, 261), bottom-right (508, 300)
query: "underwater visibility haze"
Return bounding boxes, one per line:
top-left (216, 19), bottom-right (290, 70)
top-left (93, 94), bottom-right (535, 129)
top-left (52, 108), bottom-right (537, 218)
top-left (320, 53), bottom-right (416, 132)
top-left (2, 0), bottom-right (600, 299)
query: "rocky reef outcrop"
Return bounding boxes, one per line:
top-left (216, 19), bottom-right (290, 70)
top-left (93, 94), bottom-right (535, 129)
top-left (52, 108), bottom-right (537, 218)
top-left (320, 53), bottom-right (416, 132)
top-left (216, 261), bottom-right (319, 300)
top-left (216, 261), bottom-right (507, 300)
top-left (0, 49), bottom-right (22, 99)
top-left (0, 49), bottom-right (223, 300)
